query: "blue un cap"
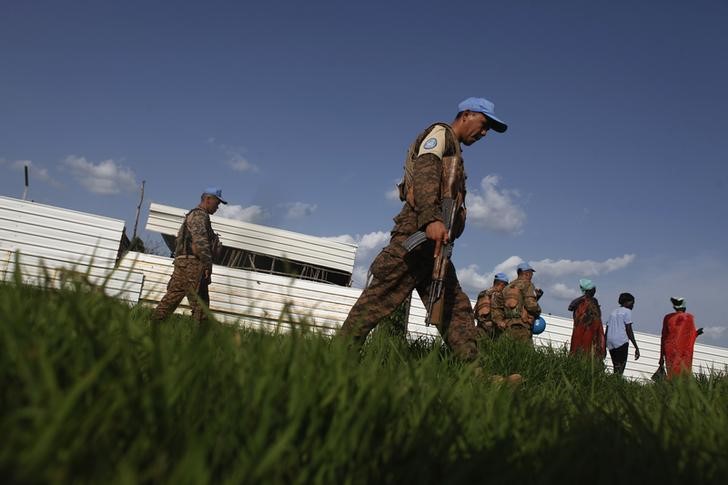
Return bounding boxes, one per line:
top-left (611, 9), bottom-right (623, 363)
top-left (202, 187), bottom-right (228, 204)
top-left (494, 272), bottom-right (509, 283)
top-left (458, 97), bottom-right (508, 133)
top-left (517, 262), bottom-right (535, 272)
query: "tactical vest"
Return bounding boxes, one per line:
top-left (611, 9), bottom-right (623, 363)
top-left (503, 284), bottom-right (527, 322)
top-left (175, 207), bottom-right (214, 257)
top-left (475, 288), bottom-right (497, 320)
top-left (397, 123), bottom-right (464, 209)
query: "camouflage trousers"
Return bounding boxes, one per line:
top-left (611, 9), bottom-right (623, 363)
top-left (502, 322), bottom-right (533, 345)
top-left (475, 319), bottom-right (500, 340)
top-left (151, 257), bottom-right (210, 323)
top-left (339, 236), bottom-right (479, 361)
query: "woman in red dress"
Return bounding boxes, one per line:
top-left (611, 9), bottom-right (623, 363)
top-left (659, 297), bottom-right (704, 378)
top-left (568, 279), bottom-right (606, 358)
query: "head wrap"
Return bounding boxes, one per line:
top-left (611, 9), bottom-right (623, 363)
top-left (579, 278), bottom-right (595, 293)
top-left (670, 296), bottom-right (686, 310)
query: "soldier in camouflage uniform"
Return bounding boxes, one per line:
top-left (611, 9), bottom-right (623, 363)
top-left (339, 97), bottom-right (508, 361)
top-left (474, 272), bottom-right (509, 339)
top-left (151, 187), bottom-right (226, 323)
top-left (491, 262), bottom-right (543, 344)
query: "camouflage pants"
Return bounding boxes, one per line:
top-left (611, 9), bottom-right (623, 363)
top-left (476, 318), bottom-right (500, 340)
top-left (151, 257), bottom-right (210, 323)
top-left (339, 236), bottom-right (479, 361)
top-left (502, 322), bottom-right (533, 344)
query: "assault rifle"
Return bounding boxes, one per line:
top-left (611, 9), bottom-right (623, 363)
top-left (402, 155), bottom-right (464, 327)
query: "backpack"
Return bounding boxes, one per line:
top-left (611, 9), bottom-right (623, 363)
top-left (503, 285), bottom-right (524, 320)
top-left (474, 290), bottom-right (493, 319)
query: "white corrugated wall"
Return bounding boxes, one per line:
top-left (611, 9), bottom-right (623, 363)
top-left (118, 252), bottom-right (362, 334)
top-left (0, 196), bottom-right (143, 303)
top-left (146, 203), bottom-right (357, 275)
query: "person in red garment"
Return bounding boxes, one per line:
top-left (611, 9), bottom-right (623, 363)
top-left (659, 297), bottom-right (704, 378)
top-left (567, 279), bottom-right (606, 358)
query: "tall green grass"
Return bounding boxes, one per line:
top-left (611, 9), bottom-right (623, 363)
top-left (1, 280), bottom-right (727, 484)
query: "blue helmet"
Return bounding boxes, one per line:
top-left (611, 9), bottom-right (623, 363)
top-left (532, 316), bottom-right (546, 335)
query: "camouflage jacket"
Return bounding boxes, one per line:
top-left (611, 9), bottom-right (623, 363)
top-left (474, 286), bottom-right (503, 325)
top-left (392, 123), bottom-right (465, 237)
top-left (491, 278), bottom-right (542, 327)
top-left (174, 207), bottom-right (215, 269)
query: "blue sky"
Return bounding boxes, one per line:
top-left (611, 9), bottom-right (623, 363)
top-left (2, 0), bottom-right (727, 345)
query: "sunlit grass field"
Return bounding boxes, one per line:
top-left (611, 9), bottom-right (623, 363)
top-left (1, 278), bottom-right (727, 484)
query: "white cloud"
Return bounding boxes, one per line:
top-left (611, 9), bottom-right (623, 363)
top-left (13, 160), bottom-right (51, 183)
top-left (1, 159), bottom-right (58, 186)
top-left (352, 265), bottom-right (370, 288)
top-left (457, 264), bottom-right (491, 292)
top-left (63, 156), bottom-right (138, 195)
top-left (208, 139), bottom-right (260, 173)
top-left (490, 256), bottom-right (525, 280)
top-left (216, 204), bottom-right (268, 223)
top-left (324, 230), bottom-right (390, 287)
top-left (323, 234), bottom-right (357, 245)
top-left (385, 180), bottom-right (401, 201)
top-left (702, 326), bottom-right (728, 340)
top-left (466, 175), bottom-right (526, 234)
top-left (281, 202), bottom-right (318, 219)
top-left (357, 231), bottom-right (390, 253)
top-left (456, 257), bottom-right (522, 294)
top-left (228, 157), bottom-right (259, 173)
top-left (324, 230), bottom-right (389, 260)
top-left (550, 283), bottom-right (580, 301)
top-left (532, 254), bottom-right (636, 279)
top-left (456, 254), bottom-right (636, 299)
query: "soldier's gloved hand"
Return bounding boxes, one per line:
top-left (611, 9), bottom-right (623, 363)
top-left (697, 327), bottom-right (704, 336)
top-left (535, 288), bottom-right (544, 300)
top-left (204, 268), bottom-right (212, 285)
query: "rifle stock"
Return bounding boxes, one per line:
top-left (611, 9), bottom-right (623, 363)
top-left (425, 241), bottom-right (452, 326)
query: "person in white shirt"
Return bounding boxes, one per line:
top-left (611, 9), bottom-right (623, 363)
top-left (604, 292), bottom-right (641, 375)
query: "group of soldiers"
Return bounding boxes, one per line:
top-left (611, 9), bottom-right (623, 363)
top-left (154, 97), bottom-right (548, 365)
top-left (151, 98), bottom-right (706, 381)
top-left (473, 264), bottom-right (543, 344)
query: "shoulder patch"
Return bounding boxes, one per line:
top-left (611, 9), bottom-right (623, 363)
top-left (423, 138), bottom-right (438, 150)
top-left (417, 125), bottom-right (446, 159)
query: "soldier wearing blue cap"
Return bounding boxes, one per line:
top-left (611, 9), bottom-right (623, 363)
top-left (339, 97), bottom-right (508, 361)
top-left (152, 187), bottom-right (227, 323)
top-left (474, 272), bottom-right (509, 339)
top-left (491, 262), bottom-right (543, 344)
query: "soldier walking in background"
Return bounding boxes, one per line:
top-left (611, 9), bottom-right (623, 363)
top-left (568, 278), bottom-right (606, 358)
top-left (338, 97), bottom-right (508, 361)
top-left (491, 262), bottom-right (543, 344)
top-left (605, 292), bottom-right (640, 376)
top-left (474, 272), bottom-right (509, 339)
top-left (151, 187), bottom-right (226, 323)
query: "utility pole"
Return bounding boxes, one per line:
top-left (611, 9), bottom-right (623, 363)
top-left (22, 164), bottom-right (29, 200)
top-left (132, 180), bottom-right (145, 240)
